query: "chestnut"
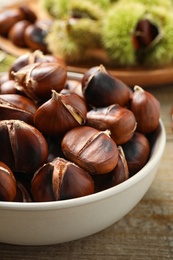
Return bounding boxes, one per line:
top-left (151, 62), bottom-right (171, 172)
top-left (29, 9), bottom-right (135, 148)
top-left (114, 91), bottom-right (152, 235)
top-left (24, 24), bottom-right (48, 53)
top-left (0, 161), bottom-right (16, 202)
top-left (14, 181), bottom-right (32, 202)
top-left (61, 126), bottom-right (119, 175)
top-left (121, 131), bottom-right (150, 177)
top-left (129, 85), bottom-right (160, 133)
top-left (34, 90), bottom-right (87, 136)
top-left (8, 20), bottom-right (31, 47)
top-left (19, 5), bottom-right (37, 23)
top-left (0, 8), bottom-right (25, 36)
top-left (13, 62), bottom-right (67, 102)
top-left (0, 120), bottom-right (48, 174)
top-left (132, 18), bottom-right (160, 50)
top-left (86, 104), bottom-right (137, 145)
top-left (9, 50), bottom-right (64, 80)
top-left (0, 94), bottom-right (38, 114)
top-left (0, 98), bottom-right (34, 125)
top-left (93, 146), bottom-right (129, 192)
top-left (31, 157), bottom-right (94, 202)
top-left (0, 80), bottom-right (18, 94)
top-left (82, 64), bottom-right (131, 108)
top-left (63, 79), bottom-right (83, 98)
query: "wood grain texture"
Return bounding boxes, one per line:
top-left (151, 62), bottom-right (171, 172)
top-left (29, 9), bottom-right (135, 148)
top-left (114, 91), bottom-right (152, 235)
top-left (0, 84), bottom-right (173, 260)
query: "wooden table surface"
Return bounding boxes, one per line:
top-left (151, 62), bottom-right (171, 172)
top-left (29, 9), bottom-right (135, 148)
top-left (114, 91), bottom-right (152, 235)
top-left (0, 83), bottom-right (172, 259)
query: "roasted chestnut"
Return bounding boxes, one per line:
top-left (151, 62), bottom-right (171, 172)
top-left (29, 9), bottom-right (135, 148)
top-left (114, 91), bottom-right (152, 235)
top-left (86, 104), bottom-right (137, 144)
top-left (0, 120), bottom-right (48, 174)
top-left (34, 90), bottom-right (87, 136)
top-left (31, 157), bottom-right (94, 202)
top-left (82, 64), bottom-right (131, 108)
top-left (9, 50), bottom-right (64, 80)
top-left (121, 131), bottom-right (150, 177)
top-left (62, 126), bottom-right (119, 174)
top-left (93, 146), bottom-right (129, 192)
top-left (0, 98), bottom-right (34, 125)
top-left (13, 62), bottom-right (67, 102)
top-left (14, 181), bottom-right (32, 202)
top-left (0, 80), bottom-right (17, 94)
top-left (0, 161), bottom-right (16, 201)
top-left (0, 94), bottom-right (38, 114)
top-left (129, 85), bottom-right (160, 133)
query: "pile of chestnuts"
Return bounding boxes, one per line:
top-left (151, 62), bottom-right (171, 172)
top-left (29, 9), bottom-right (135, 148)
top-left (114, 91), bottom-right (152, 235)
top-left (0, 5), bottom-right (51, 52)
top-left (0, 50), bottom-right (160, 202)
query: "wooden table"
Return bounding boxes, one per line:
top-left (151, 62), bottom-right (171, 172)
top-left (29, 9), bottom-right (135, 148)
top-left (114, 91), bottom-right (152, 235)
top-left (0, 83), bottom-right (172, 259)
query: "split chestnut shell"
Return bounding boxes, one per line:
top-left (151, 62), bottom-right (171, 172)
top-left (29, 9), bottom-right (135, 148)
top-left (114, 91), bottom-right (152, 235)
top-left (31, 157), bottom-right (94, 202)
top-left (0, 120), bottom-right (48, 174)
top-left (13, 62), bottom-right (67, 102)
top-left (62, 126), bottom-right (119, 174)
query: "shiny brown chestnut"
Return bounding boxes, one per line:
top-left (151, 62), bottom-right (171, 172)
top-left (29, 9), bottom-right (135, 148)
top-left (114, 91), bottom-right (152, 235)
top-left (93, 146), bottom-right (129, 192)
top-left (9, 50), bottom-right (65, 80)
top-left (0, 94), bottom-right (38, 114)
top-left (13, 62), bottom-right (67, 102)
top-left (62, 80), bottom-right (83, 98)
top-left (0, 120), bottom-right (48, 174)
top-left (0, 161), bottom-right (16, 202)
top-left (14, 181), bottom-right (32, 202)
top-left (34, 90), bottom-right (87, 136)
top-left (0, 8), bottom-right (25, 36)
top-left (19, 5), bottom-right (37, 23)
top-left (82, 64), bottom-right (131, 108)
top-left (121, 131), bottom-right (150, 177)
top-left (31, 157), bottom-right (94, 202)
top-left (0, 80), bottom-right (18, 94)
top-left (86, 104), bottom-right (137, 145)
top-left (62, 126), bottom-right (119, 175)
top-left (8, 20), bottom-right (31, 47)
top-left (24, 24), bottom-right (48, 53)
top-left (0, 98), bottom-right (34, 125)
top-left (129, 85), bottom-right (160, 133)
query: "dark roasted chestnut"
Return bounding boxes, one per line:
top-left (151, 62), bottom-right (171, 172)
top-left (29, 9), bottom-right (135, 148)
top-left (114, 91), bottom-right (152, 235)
top-left (129, 85), bottom-right (160, 133)
top-left (121, 131), bottom-right (150, 177)
top-left (86, 104), bottom-right (137, 144)
top-left (13, 62), bottom-right (67, 102)
top-left (62, 126), bottom-right (119, 174)
top-left (34, 90), bottom-right (87, 136)
top-left (31, 157), bottom-right (94, 202)
top-left (0, 161), bottom-right (16, 201)
top-left (82, 64), bottom-right (131, 108)
top-left (0, 120), bottom-right (48, 174)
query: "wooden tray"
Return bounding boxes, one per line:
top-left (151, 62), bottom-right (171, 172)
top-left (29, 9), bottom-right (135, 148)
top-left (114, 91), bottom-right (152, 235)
top-left (1, 0), bottom-right (173, 88)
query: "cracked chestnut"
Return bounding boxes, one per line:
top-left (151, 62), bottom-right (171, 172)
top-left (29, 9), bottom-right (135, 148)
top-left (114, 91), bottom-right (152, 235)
top-left (0, 161), bottom-right (16, 201)
top-left (62, 126), bottom-right (119, 174)
top-left (34, 90), bottom-right (87, 136)
top-left (86, 104), bottom-right (137, 145)
top-left (31, 157), bottom-right (94, 202)
top-left (0, 120), bottom-right (48, 174)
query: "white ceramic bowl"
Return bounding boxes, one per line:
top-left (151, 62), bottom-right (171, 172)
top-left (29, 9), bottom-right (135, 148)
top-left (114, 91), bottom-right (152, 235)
top-left (0, 117), bottom-right (166, 245)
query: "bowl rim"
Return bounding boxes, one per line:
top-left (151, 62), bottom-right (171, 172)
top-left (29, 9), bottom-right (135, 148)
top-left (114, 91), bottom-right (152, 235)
top-left (0, 119), bottom-right (166, 211)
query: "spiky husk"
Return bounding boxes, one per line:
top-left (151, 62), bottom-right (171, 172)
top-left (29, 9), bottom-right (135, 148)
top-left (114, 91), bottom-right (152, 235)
top-left (102, 3), bottom-right (146, 67)
top-left (138, 7), bottom-right (173, 67)
top-left (121, 0), bottom-right (172, 9)
top-left (46, 19), bottom-right (102, 63)
top-left (40, 0), bottom-right (68, 18)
